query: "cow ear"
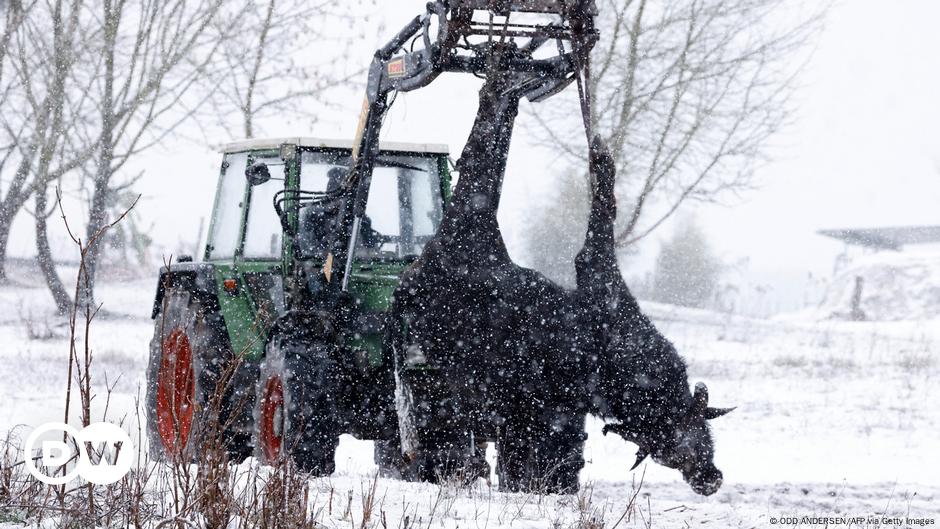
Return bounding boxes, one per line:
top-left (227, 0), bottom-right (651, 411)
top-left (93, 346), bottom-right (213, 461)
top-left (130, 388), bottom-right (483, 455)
top-left (703, 407), bottom-right (736, 420)
top-left (692, 382), bottom-right (709, 412)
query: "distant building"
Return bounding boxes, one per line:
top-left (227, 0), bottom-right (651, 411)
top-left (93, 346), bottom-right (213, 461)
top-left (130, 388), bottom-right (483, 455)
top-left (817, 225), bottom-right (940, 251)
top-left (815, 225), bottom-right (940, 321)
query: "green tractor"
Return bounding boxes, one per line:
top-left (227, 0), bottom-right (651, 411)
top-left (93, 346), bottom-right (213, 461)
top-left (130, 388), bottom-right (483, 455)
top-left (146, 138), bottom-right (451, 471)
top-left (146, 0), bottom-right (597, 478)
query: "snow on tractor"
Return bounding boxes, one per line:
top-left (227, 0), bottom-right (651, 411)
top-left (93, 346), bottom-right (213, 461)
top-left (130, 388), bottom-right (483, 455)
top-left (146, 0), bottom-right (733, 496)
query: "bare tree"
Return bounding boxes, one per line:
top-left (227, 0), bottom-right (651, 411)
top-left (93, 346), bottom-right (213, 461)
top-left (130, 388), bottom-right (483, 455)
top-left (525, 0), bottom-right (825, 250)
top-left (649, 215), bottom-right (723, 308)
top-left (3, 0), bottom-right (229, 311)
top-left (2, 0), bottom-right (373, 310)
top-left (519, 170), bottom-right (591, 288)
top-left (209, 0), bottom-right (374, 139)
top-left (3, 0), bottom-right (88, 312)
top-left (0, 0), bottom-right (35, 281)
top-left (0, 0), bottom-right (101, 285)
top-left (73, 0), bottom-right (233, 309)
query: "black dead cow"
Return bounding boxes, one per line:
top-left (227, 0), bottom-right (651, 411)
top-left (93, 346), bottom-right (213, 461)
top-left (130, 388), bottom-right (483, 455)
top-left (387, 70), bottom-right (733, 495)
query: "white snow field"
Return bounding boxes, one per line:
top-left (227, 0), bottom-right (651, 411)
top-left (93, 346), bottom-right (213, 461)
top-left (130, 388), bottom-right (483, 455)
top-left (1, 271), bottom-right (938, 528)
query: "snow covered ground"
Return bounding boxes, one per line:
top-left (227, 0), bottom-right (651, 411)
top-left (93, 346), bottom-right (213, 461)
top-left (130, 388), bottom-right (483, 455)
top-left (1, 271), bottom-right (938, 527)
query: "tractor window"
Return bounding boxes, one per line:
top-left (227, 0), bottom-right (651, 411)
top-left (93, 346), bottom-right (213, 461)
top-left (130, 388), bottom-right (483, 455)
top-left (360, 156), bottom-right (443, 260)
top-left (243, 156), bottom-right (286, 259)
top-left (296, 151), bottom-right (443, 261)
top-left (208, 152), bottom-right (248, 260)
top-left (299, 150), bottom-right (348, 193)
top-left (297, 151), bottom-right (350, 260)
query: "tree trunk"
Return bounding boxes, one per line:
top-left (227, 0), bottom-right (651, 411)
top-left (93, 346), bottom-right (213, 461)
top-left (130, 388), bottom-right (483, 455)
top-left (0, 216), bottom-right (12, 281)
top-left (244, 110), bottom-right (253, 139)
top-left (28, 0), bottom-right (83, 315)
top-left (79, 177), bottom-right (110, 311)
top-left (241, 0), bottom-right (274, 140)
top-left (0, 152), bottom-right (39, 282)
top-left (34, 190), bottom-right (72, 315)
top-left (77, 0), bottom-right (117, 312)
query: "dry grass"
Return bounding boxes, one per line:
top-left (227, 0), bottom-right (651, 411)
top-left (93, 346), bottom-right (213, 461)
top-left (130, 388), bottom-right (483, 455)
top-left (0, 201), bottom-right (334, 528)
top-left (896, 348), bottom-right (935, 372)
top-left (772, 354), bottom-right (808, 369)
top-left (0, 402), bottom-right (647, 528)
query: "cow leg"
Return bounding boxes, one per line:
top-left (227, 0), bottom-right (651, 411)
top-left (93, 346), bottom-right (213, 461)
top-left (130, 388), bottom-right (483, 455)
top-left (396, 364), bottom-right (488, 484)
top-left (378, 303), bottom-right (489, 483)
top-left (574, 137), bottom-right (620, 289)
top-left (497, 405), bottom-right (586, 494)
top-left (384, 67), bottom-right (526, 485)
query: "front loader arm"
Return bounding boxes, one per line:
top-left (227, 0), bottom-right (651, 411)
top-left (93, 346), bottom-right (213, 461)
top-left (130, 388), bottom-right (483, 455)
top-left (318, 8), bottom-right (446, 295)
top-left (339, 19), bottom-right (446, 283)
top-left (310, 0), bottom-right (599, 304)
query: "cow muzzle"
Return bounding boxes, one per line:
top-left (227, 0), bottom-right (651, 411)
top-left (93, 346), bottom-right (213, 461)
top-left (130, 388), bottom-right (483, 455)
top-left (683, 464), bottom-right (723, 496)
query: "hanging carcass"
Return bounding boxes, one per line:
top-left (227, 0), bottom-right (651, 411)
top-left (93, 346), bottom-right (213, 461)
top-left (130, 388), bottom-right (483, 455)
top-left (385, 66), bottom-right (734, 495)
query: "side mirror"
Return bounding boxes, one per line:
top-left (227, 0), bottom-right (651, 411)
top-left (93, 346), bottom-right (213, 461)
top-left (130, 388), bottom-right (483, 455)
top-left (246, 161), bottom-right (271, 186)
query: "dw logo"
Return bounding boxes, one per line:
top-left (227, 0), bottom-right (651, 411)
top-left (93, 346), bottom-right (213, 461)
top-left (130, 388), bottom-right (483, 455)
top-left (24, 422), bottom-right (134, 485)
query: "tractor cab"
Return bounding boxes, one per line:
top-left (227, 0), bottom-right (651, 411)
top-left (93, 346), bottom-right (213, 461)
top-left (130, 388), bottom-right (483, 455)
top-left (147, 137), bottom-right (450, 464)
top-left (199, 138), bottom-right (451, 360)
top-left (208, 137), bottom-right (450, 263)
top-left (293, 148), bottom-right (447, 263)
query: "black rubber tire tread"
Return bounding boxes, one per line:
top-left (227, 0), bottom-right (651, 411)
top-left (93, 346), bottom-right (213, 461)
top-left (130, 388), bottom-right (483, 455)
top-left (146, 287), bottom-right (254, 463)
top-left (253, 334), bottom-right (340, 475)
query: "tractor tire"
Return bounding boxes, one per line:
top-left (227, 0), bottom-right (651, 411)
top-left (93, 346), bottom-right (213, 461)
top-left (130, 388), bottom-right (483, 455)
top-left (253, 333), bottom-right (340, 475)
top-left (497, 411), bottom-right (587, 494)
top-left (146, 287), bottom-right (253, 463)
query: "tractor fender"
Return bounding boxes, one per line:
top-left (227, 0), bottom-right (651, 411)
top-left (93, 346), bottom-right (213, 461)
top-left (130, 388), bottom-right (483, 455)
top-left (151, 262), bottom-right (221, 319)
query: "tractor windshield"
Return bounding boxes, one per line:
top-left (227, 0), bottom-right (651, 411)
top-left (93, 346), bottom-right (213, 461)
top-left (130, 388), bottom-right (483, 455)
top-left (297, 150), bottom-right (444, 261)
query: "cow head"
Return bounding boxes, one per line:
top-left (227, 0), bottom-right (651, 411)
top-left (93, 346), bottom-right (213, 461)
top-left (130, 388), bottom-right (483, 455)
top-left (603, 382), bottom-right (734, 495)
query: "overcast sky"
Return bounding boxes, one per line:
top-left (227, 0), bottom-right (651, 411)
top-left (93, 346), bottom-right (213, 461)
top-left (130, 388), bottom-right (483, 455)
top-left (8, 0), bottom-right (940, 315)
top-left (697, 0), bottom-right (940, 310)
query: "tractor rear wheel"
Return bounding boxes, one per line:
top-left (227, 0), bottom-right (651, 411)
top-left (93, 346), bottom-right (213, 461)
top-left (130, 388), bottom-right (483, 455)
top-left (253, 331), bottom-right (340, 475)
top-left (146, 287), bottom-right (253, 463)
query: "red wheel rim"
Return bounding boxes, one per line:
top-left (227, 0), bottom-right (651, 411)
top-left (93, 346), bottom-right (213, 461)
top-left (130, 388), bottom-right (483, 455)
top-left (156, 328), bottom-right (195, 456)
top-left (259, 375), bottom-right (284, 462)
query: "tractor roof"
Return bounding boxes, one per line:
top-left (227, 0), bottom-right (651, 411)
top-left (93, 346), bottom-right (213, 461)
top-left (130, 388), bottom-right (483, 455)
top-left (219, 137), bottom-right (449, 155)
top-left (818, 225), bottom-right (940, 251)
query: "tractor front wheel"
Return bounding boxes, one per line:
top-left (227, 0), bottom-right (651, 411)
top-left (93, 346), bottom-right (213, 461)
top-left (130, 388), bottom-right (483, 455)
top-left (253, 329), bottom-right (340, 475)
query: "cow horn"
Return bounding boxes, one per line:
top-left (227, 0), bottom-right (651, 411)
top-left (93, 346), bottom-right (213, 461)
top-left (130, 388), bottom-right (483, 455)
top-left (603, 423), bottom-right (629, 438)
top-left (630, 448), bottom-right (649, 471)
top-left (703, 406), bottom-right (736, 420)
top-left (693, 382), bottom-right (709, 412)
top-left (603, 423), bottom-right (642, 443)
